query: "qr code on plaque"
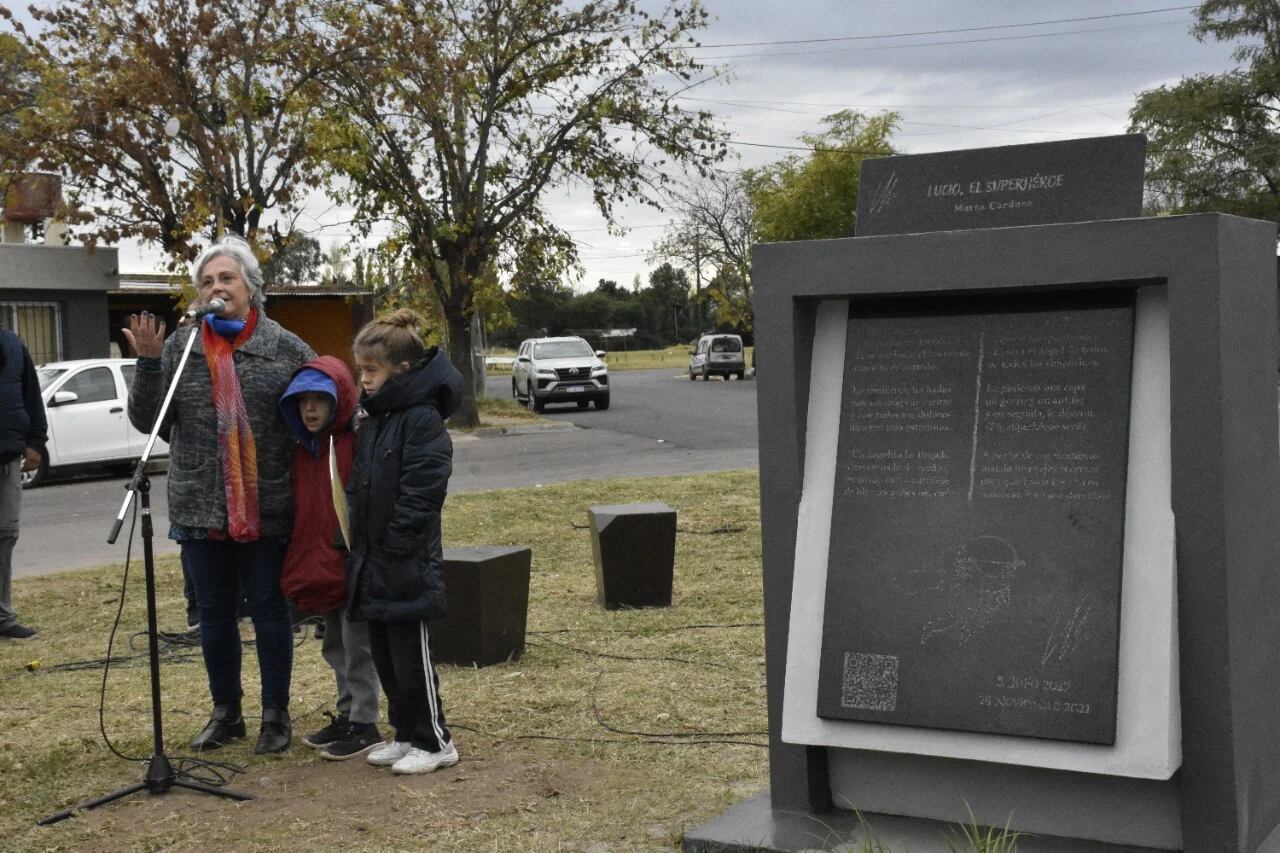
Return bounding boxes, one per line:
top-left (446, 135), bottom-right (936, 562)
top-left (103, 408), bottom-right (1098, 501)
top-left (841, 652), bottom-right (899, 712)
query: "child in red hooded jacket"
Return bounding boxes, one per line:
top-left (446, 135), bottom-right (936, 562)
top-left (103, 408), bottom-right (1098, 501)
top-left (280, 356), bottom-right (383, 760)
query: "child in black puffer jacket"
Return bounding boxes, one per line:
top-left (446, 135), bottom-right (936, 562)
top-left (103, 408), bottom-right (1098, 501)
top-left (345, 309), bottom-right (464, 775)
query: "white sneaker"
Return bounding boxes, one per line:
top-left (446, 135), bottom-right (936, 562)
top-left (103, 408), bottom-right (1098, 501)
top-left (391, 741), bottom-right (460, 775)
top-left (366, 740), bottom-right (413, 766)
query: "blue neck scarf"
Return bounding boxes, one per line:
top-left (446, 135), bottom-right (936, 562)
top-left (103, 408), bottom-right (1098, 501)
top-left (205, 314), bottom-right (247, 339)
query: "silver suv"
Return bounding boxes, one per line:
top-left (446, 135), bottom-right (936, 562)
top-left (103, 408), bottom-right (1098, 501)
top-left (512, 336), bottom-right (610, 411)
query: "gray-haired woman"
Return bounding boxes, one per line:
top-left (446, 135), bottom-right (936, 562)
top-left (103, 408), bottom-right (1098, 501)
top-left (125, 235), bottom-right (315, 754)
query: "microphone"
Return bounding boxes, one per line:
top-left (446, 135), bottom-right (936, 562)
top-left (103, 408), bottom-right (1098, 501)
top-left (183, 298), bottom-right (226, 322)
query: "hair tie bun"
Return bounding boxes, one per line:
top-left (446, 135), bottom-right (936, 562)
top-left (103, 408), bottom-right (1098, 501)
top-left (382, 308), bottom-right (422, 330)
top-left (354, 307), bottom-right (428, 365)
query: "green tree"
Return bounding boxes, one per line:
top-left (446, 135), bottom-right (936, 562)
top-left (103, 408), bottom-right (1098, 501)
top-left (261, 233), bottom-right (322, 286)
top-left (1129, 0), bottom-right (1280, 220)
top-left (5, 0), bottom-right (334, 260)
top-left (705, 265), bottom-right (752, 332)
top-left (642, 261), bottom-right (692, 343)
top-left (509, 279), bottom-right (574, 338)
top-left (568, 291), bottom-right (615, 330)
top-left (749, 110), bottom-right (899, 242)
top-left (318, 0), bottom-right (726, 426)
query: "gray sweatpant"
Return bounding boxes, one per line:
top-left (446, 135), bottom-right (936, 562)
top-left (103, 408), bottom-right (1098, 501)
top-left (321, 607), bottom-right (381, 725)
top-left (0, 461), bottom-right (22, 630)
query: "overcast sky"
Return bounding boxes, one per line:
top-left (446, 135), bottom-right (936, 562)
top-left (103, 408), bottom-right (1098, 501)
top-left (105, 2), bottom-right (1240, 289)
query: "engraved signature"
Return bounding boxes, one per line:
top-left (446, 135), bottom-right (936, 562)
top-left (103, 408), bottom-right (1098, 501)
top-left (1041, 597), bottom-right (1091, 666)
top-left (868, 171), bottom-right (900, 214)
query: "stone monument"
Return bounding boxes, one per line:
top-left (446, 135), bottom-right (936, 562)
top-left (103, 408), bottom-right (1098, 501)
top-left (685, 135), bottom-right (1280, 851)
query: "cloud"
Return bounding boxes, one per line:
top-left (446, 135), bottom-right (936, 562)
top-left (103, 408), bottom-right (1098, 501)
top-left (107, 1), bottom-right (1240, 292)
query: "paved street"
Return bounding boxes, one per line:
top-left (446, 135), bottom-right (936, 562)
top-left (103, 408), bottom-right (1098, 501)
top-left (16, 368), bottom-right (758, 576)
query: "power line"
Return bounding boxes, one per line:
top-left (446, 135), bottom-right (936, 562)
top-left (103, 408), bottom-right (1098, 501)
top-left (727, 139), bottom-right (895, 154)
top-left (682, 5), bottom-right (1196, 49)
top-left (678, 96), bottom-right (1131, 112)
top-left (696, 20), bottom-right (1188, 62)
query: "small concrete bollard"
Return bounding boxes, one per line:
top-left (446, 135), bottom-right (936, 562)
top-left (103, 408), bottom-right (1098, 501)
top-left (588, 502), bottom-right (676, 609)
top-left (432, 546), bottom-right (532, 667)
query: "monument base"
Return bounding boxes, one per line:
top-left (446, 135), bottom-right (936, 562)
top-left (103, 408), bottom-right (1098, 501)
top-left (682, 792), bottom-right (1176, 853)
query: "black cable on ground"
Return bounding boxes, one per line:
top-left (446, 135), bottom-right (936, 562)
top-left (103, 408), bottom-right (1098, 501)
top-left (505, 635), bottom-right (769, 744)
top-left (96, 502), bottom-right (148, 764)
top-left (526, 622), bottom-right (763, 635)
top-left (448, 721), bottom-right (766, 750)
top-left (517, 620), bottom-right (769, 742)
top-left (585, 669), bottom-right (768, 740)
top-left (525, 636), bottom-right (733, 669)
top-left (88, 499), bottom-right (249, 791)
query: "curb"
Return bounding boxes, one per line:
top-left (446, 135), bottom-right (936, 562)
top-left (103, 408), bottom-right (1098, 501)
top-left (461, 421), bottom-right (578, 438)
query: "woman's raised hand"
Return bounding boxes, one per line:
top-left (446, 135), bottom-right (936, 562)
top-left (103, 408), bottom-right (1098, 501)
top-left (122, 311), bottom-right (167, 359)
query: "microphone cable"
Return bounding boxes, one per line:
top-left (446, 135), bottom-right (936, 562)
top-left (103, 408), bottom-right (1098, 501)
top-left (93, 493), bottom-right (247, 788)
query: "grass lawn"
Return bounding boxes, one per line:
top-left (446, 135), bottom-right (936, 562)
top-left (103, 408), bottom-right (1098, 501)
top-left (0, 471), bottom-right (768, 852)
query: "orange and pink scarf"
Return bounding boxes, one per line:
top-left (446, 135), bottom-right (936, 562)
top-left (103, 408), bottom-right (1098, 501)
top-left (202, 309), bottom-right (260, 542)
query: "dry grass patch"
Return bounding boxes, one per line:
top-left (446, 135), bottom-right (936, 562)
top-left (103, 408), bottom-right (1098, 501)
top-left (474, 395), bottom-right (544, 426)
top-left (0, 471), bottom-right (765, 851)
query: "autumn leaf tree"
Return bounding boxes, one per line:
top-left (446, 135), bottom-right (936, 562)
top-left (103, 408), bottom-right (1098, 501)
top-left (0, 30), bottom-right (40, 191)
top-left (319, 0), bottom-right (727, 427)
top-left (4, 0), bottom-right (336, 262)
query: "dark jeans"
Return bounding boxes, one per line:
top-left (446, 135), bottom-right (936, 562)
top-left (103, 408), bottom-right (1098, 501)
top-left (182, 538), bottom-right (292, 710)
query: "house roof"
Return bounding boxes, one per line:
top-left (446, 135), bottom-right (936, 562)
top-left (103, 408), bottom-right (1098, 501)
top-left (114, 272), bottom-right (373, 297)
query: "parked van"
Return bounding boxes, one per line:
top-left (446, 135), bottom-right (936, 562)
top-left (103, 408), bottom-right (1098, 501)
top-left (689, 333), bottom-right (746, 380)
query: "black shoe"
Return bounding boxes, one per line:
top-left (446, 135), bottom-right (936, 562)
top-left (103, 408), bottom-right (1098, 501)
top-left (292, 614), bottom-right (323, 638)
top-left (255, 707), bottom-right (292, 754)
top-left (190, 702), bottom-right (246, 751)
top-left (320, 722), bottom-right (382, 760)
top-left (0, 622), bottom-right (37, 639)
top-left (302, 710), bottom-right (349, 749)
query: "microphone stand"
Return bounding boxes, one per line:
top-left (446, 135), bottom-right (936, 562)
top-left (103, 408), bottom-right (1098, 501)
top-left (39, 319), bottom-right (252, 826)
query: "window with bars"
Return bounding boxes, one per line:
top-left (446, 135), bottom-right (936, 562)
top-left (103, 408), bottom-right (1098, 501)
top-left (0, 302), bottom-right (62, 364)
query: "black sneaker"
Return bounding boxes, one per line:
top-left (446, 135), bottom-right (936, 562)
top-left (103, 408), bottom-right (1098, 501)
top-left (0, 622), bottom-right (37, 639)
top-left (302, 711), bottom-right (349, 749)
top-left (321, 722), bottom-right (383, 760)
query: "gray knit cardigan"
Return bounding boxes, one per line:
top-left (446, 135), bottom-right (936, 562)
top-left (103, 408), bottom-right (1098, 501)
top-left (128, 314), bottom-right (316, 539)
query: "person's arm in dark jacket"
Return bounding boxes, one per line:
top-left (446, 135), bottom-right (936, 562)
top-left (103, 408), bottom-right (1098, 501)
top-left (19, 345), bottom-right (46, 458)
top-left (382, 405), bottom-right (451, 557)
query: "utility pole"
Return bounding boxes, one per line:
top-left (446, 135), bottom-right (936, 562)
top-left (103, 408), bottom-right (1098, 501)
top-left (693, 235), bottom-right (702, 333)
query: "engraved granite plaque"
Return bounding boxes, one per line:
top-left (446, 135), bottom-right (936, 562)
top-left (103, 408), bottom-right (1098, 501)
top-left (815, 291), bottom-right (1135, 744)
top-left (855, 134), bottom-right (1145, 236)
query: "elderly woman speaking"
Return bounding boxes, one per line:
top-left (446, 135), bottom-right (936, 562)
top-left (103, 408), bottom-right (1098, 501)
top-left (125, 235), bottom-right (314, 754)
